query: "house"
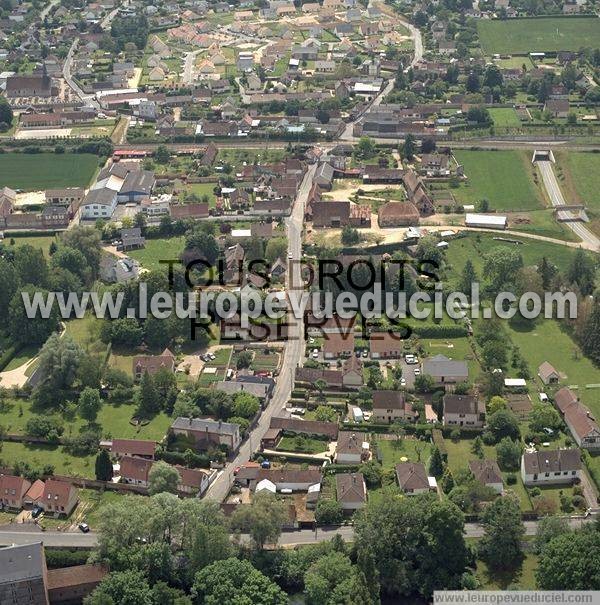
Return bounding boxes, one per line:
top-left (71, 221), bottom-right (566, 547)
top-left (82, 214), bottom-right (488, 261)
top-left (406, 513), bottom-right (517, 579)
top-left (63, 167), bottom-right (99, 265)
top-left (395, 462), bottom-right (434, 495)
top-left (369, 331), bottom-right (403, 359)
top-left (46, 564), bottom-right (108, 605)
top-left (0, 474), bottom-right (30, 510)
top-left (120, 455), bottom-right (153, 487)
top-left (553, 387), bottom-right (600, 451)
top-left (175, 465), bottom-right (210, 496)
top-left (170, 417), bottom-right (242, 452)
top-left (170, 202), bottom-right (209, 220)
top-left (544, 99), bottom-right (570, 119)
top-left (469, 459), bottom-right (503, 494)
top-left (378, 202), bottom-right (420, 227)
top-left (119, 227), bottom-right (145, 251)
top-left (323, 331), bottom-right (354, 359)
top-left (133, 348), bottom-right (176, 381)
top-left (521, 448), bottom-right (582, 486)
top-left (420, 154), bottom-right (450, 177)
top-left (0, 543), bottom-right (49, 605)
top-left (80, 188), bottom-right (118, 220)
top-left (372, 391), bottom-right (417, 424)
top-left (538, 361), bottom-right (560, 385)
top-left (110, 439), bottom-right (156, 460)
top-left (40, 479), bottom-right (79, 517)
top-left (269, 416), bottom-right (339, 440)
top-left (443, 394), bottom-right (485, 428)
top-left (336, 473), bottom-right (367, 511)
top-left (45, 188), bottom-right (85, 206)
top-left (236, 467), bottom-right (322, 491)
top-left (341, 356), bottom-right (364, 387)
top-left (335, 431), bottom-right (369, 463)
top-left (100, 256), bottom-right (140, 283)
top-left (423, 355), bottom-right (469, 388)
top-left (5, 72), bottom-right (53, 97)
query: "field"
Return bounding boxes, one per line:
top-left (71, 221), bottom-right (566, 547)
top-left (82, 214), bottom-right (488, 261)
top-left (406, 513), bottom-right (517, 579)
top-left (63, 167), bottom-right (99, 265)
top-left (128, 236), bottom-right (186, 272)
top-left (477, 17), bottom-right (600, 54)
top-left (453, 150), bottom-right (542, 212)
top-left (0, 153), bottom-right (99, 191)
top-left (489, 108), bottom-right (521, 128)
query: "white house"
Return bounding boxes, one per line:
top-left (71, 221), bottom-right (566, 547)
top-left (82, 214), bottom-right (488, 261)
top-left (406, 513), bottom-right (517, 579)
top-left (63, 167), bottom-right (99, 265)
top-left (80, 188), bottom-right (118, 220)
top-left (521, 448), bottom-right (581, 486)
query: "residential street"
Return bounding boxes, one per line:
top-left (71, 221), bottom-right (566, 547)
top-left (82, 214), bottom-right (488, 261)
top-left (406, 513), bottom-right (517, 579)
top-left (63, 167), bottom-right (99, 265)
top-left (537, 160), bottom-right (600, 251)
top-left (0, 514), bottom-right (594, 548)
top-left (203, 164), bottom-right (315, 502)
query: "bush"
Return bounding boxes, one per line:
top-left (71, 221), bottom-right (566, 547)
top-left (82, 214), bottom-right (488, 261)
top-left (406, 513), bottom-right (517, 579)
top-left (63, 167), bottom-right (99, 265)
top-left (24, 416), bottom-right (64, 441)
top-left (506, 473), bottom-right (517, 485)
top-left (315, 499), bottom-right (343, 525)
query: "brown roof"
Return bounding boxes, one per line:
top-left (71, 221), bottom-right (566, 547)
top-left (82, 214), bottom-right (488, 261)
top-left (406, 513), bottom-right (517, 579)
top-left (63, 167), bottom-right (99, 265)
top-left (378, 201), bottom-right (420, 221)
top-left (270, 416), bottom-right (339, 439)
top-left (111, 439), bottom-right (156, 458)
top-left (554, 387), bottom-right (578, 413)
top-left (42, 479), bottom-right (77, 509)
top-left (175, 465), bottom-right (209, 489)
top-left (337, 431), bottom-right (364, 455)
top-left (395, 462), bottom-right (429, 491)
top-left (170, 202), bottom-right (209, 220)
top-left (311, 201), bottom-right (350, 226)
top-left (469, 459), bottom-right (502, 486)
top-left (342, 354), bottom-right (363, 377)
top-left (120, 456), bottom-right (153, 482)
top-left (372, 390), bottom-right (414, 416)
top-left (237, 467), bottom-right (322, 485)
top-left (336, 473), bottom-right (366, 504)
top-left (133, 348), bottom-right (175, 376)
top-left (443, 394), bottom-right (483, 416)
top-left (369, 331), bottom-right (403, 354)
top-left (47, 564), bottom-right (108, 590)
top-left (25, 479), bottom-right (45, 502)
top-left (0, 474), bottom-right (30, 499)
top-left (538, 361), bottom-right (559, 381)
top-left (522, 448), bottom-right (581, 475)
top-left (323, 331), bottom-right (355, 355)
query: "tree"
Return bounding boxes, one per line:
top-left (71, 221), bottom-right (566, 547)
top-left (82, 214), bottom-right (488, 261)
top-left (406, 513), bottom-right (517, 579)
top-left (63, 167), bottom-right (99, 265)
top-left (356, 136), bottom-right (376, 160)
top-left (414, 374), bottom-right (435, 393)
top-left (341, 226), bottom-right (361, 246)
top-left (470, 436), bottom-right (484, 459)
top-left (486, 409), bottom-right (520, 442)
top-left (232, 392), bottom-right (260, 419)
top-left (529, 403), bottom-right (562, 434)
top-left (402, 134), bottom-right (416, 160)
top-left (495, 437), bottom-right (521, 471)
top-left (566, 249), bottom-right (596, 296)
top-left (360, 460), bottom-right (383, 488)
top-left (478, 494), bottom-right (524, 570)
top-left (581, 298), bottom-right (600, 364)
top-left (265, 237), bottom-right (288, 263)
top-left (9, 285), bottom-right (60, 346)
top-left (429, 446), bottom-right (444, 477)
top-left (459, 259), bottom-right (477, 296)
top-left (62, 227), bottom-right (102, 279)
top-left (14, 244), bottom-right (48, 287)
top-left (154, 144), bottom-right (170, 164)
top-left (191, 558), bottom-right (287, 605)
top-left (536, 530), bottom-right (600, 590)
top-left (482, 340), bottom-right (508, 370)
top-left (304, 551), bottom-right (372, 605)
top-left (0, 258), bottom-right (19, 318)
top-left (533, 515), bottom-right (570, 554)
top-left (0, 96), bottom-right (13, 127)
top-left (148, 461), bottom-right (179, 495)
top-left (235, 350), bottom-right (253, 369)
top-left (95, 449), bottom-right (113, 482)
top-left (314, 405), bottom-right (336, 422)
top-left (137, 372), bottom-right (160, 418)
top-left (79, 387), bottom-right (102, 423)
top-left (315, 499), bottom-right (343, 525)
top-left (483, 247), bottom-right (524, 293)
top-left (537, 257), bottom-right (558, 290)
top-left (354, 493), bottom-right (470, 599)
top-left (487, 396), bottom-right (507, 415)
top-left (85, 569), bottom-right (154, 605)
top-left (230, 491), bottom-right (287, 549)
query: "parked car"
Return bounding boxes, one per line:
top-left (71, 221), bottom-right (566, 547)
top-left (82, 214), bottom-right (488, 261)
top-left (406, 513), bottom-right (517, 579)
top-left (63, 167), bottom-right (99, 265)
top-left (362, 350), bottom-right (368, 358)
top-left (31, 505), bottom-right (43, 519)
top-left (414, 368), bottom-right (421, 376)
top-left (78, 523), bottom-right (90, 533)
top-left (312, 348), bottom-right (319, 359)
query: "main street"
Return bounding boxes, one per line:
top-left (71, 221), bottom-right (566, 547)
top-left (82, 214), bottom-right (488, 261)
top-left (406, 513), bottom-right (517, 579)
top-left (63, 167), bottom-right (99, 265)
top-left (0, 514), bottom-right (593, 549)
top-left (203, 164), bottom-right (315, 502)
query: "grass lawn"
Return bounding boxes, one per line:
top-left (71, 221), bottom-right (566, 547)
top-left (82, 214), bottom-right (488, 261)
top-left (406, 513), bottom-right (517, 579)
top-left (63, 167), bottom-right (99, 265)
top-left (251, 351), bottom-right (280, 372)
top-left (128, 236), bottom-right (186, 272)
top-left (277, 435), bottom-right (329, 454)
top-left (476, 552), bottom-right (538, 589)
top-left (183, 183), bottom-right (217, 207)
top-left (4, 235), bottom-right (59, 258)
top-left (506, 318), bottom-right (600, 418)
top-left (477, 17), bottom-right (600, 54)
top-left (376, 437), bottom-right (432, 471)
top-left (420, 338), bottom-right (482, 380)
top-left (0, 153), bottom-right (99, 191)
top-left (0, 441), bottom-right (95, 477)
top-left (3, 345), bottom-right (40, 371)
top-left (79, 489), bottom-right (125, 528)
top-left (489, 108), bottom-right (521, 128)
top-left (453, 150), bottom-right (543, 212)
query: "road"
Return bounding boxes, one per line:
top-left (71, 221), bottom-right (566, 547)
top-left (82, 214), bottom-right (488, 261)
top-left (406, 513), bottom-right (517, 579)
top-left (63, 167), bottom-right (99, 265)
top-left (182, 50), bottom-right (202, 85)
top-left (0, 515), bottom-right (594, 549)
top-left (203, 164), bottom-right (315, 502)
top-left (537, 160), bottom-right (600, 251)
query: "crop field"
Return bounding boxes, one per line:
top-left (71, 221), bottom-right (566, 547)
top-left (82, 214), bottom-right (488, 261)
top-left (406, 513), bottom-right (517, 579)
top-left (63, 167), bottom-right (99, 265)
top-left (452, 150), bottom-right (542, 211)
top-left (0, 153), bottom-right (98, 191)
top-left (477, 17), bottom-right (600, 54)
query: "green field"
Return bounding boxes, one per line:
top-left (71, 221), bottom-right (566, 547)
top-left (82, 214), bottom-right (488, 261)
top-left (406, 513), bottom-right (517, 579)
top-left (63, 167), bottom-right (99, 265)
top-left (453, 150), bottom-right (542, 212)
top-left (558, 152), bottom-right (600, 212)
top-left (489, 108), bottom-right (521, 128)
top-left (0, 153), bottom-right (99, 191)
top-left (128, 236), bottom-right (186, 272)
top-left (477, 17), bottom-right (600, 54)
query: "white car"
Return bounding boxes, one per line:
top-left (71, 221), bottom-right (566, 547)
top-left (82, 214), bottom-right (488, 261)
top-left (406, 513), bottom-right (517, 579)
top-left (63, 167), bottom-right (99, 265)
top-left (311, 349), bottom-right (319, 359)
top-left (414, 368), bottom-right (421, 376)
top-left (400, 378), bottom-right (406, 386)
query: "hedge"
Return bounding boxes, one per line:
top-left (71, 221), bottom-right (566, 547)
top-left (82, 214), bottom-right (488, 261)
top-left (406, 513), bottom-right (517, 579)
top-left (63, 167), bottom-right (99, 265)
top-left (0, 345), bottom-right (18, 372)
top-left (411, 325), bottom-right (468, 338)
top-left (158, 449), bottom-right (210, 469)
top-left (45, 549), bottom-right (90, 568)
